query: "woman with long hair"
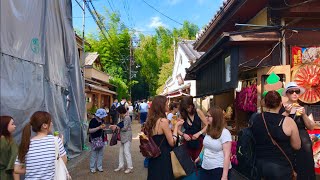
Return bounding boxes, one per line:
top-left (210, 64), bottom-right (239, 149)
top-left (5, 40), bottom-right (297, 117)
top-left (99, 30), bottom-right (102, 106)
top-left (179, 96), bottom-right (207, 161)
top-left (110, 105), bottom-right (133, 174)
top-left (199, 106), bottom-right (232, 180)
top-left (14, 111), bottom-right (67, 179)
top-left (281, 82), bottom-right (316, 179)
top-left (0, 116), bottom-right (19, 180)
top-left (252, 91), bottom-right (301, 179)
top-left (144, 95), bottom-right (184, 180)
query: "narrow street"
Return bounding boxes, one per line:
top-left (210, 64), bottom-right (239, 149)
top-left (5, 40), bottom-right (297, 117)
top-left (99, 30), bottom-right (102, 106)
top-left (68, 120), bottom-right (148, 180)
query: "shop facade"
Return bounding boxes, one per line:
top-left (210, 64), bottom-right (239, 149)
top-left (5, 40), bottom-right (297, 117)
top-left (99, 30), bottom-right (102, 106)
top-left (186, 0), bottom-right (320, 170)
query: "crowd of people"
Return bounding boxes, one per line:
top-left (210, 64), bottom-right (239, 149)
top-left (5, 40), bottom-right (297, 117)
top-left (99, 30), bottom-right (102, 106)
top-left (0, 81), bottom-right (317, 180)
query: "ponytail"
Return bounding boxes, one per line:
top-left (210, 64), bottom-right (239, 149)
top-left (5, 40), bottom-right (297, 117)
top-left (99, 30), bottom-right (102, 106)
top-left (18, 123), bottom-right (31, 163)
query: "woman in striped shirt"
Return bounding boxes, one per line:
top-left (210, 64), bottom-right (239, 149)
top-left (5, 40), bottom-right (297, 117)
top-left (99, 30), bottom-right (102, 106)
top-left (14, 111), bottom-right (67, 179)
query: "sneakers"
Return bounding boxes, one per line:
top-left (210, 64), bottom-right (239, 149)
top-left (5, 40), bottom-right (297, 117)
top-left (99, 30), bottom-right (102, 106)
top-left (98, 168), bottom-right (104, 172)
top-left (90, 169), bottom-right (96, 173)
top-left (124, 168), bottom-right (133, 174)
top-left (114, 167), bottom-right (124, 172)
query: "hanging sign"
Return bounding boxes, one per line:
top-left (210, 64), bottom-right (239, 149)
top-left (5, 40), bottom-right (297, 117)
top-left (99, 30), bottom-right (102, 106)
top-left (291, 46), bottom-right (320, 68)
top-left (291, 46), bottom-right (303, 68)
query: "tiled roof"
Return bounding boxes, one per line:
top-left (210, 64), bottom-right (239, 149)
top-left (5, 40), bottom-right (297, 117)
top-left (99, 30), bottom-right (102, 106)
top-left (195, 0), bottom-right (231, 45)
top-left (178, 40), bottom-right (204, 62)
top-left (85, 52), bottom-right (99, 66)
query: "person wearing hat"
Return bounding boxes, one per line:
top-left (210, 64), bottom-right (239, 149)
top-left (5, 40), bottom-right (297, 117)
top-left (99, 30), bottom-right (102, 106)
top-left (281, 82), bottom-right (316, 180)
top-left (88, 108), bottom-right (107, 173)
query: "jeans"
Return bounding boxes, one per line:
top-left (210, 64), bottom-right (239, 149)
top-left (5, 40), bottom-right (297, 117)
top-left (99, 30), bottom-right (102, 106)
top-left (90, 146), bottom-right (104, 170)
top-left (200, 168), bottom-right (229, 180)
top-left (118, 141), bottom-right (133, 169)
top-left (140, 112), bottom-right (147, 124)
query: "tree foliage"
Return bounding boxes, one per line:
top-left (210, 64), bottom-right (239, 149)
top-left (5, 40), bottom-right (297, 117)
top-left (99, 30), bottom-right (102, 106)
top-left (83, 8), bottom-right (199, 100)
top-left (133, 21), bottom-right (199, 97)
top-left (85, 11), bottom-right (130, 100)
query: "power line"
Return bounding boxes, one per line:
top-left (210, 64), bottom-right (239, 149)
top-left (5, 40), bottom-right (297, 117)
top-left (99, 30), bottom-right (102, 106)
top-left (107, 0), bottom-right (115, 12)
top-left (141, 0), bottom-right (183, 26)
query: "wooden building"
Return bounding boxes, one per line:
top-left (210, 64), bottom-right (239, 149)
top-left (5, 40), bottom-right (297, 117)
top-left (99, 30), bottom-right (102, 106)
top-left (185, 0), bottom-right (320, 131)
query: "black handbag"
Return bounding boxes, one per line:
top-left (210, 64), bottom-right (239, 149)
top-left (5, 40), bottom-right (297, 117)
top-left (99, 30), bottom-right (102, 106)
top-left (171, 145), bottom-right (195, 179)
top-left (109, 129), bottom-right (119, 146)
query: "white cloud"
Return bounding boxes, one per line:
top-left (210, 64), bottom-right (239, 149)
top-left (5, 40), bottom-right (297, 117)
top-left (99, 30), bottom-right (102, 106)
top-left (148, 16), bottom-right (168, 28)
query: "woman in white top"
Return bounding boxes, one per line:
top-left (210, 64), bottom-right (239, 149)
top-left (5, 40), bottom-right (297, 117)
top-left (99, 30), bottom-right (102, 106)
top-left (199, 106), bottom-right (232, 180)
top-left (167, 102), bottom-right (179, 129)
top-left (14, 111), bottom-right (67, 179)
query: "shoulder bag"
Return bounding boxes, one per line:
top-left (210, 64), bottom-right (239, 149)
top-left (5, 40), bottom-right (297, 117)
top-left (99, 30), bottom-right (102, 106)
top-left (54, 137), bottom-right (71, 180)
top-left (261, 113), bottom-right (297, 180)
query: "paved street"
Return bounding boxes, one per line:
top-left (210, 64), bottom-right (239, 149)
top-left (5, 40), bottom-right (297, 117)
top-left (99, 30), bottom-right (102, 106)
top-left (68, 120), bottom-right (148, 180)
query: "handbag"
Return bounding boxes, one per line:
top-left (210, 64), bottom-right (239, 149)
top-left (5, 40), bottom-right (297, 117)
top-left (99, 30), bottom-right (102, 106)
top-left (91, 136), bottom-right (105, 150)
top-left (262, 113), bottom-right (297, 180)
top-left (109, 129), bottom-right (119, 146)
top-left (171, 145), bottom-right (195, 179)
top-left (54, 137), bottom-right (71, 180)
top-left (139, 134), bottom-right (164, 158)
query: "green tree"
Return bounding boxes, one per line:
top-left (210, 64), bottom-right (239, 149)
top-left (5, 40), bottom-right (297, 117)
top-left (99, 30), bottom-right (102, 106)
top-left (85, 11), bottom-right (131, 99)
top-left (133, 21), bottom-right (199, 97)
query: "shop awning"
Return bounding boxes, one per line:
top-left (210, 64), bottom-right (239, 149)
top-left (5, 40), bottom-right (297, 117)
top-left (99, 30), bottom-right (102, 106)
top-left (166, 92), bottom-right (190, 99)
top-left (163, 83), bottom-right (191, 96)
top-left (85, 83), bottom-right (117, 95)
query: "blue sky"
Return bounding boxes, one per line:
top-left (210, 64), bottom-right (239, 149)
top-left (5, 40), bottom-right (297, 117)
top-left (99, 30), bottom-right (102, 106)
top-left (72, 0), bottom-right (224, 35)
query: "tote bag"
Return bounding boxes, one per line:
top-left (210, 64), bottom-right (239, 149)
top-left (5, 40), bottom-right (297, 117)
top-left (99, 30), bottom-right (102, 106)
top-left (54, 137), bottom-right (71, 180)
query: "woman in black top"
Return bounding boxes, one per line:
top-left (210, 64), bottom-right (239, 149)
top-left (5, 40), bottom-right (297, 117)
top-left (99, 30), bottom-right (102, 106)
top-left (252, 91), bottom-right (301, 180)
top-left (144, 95), bottom-right (184, 180)
top-left (281, 82), bottom-right (316, 180)
top-left (178, 96), bottom-right (207, 161)
top-left (88, 109), bottom-right (107, 173)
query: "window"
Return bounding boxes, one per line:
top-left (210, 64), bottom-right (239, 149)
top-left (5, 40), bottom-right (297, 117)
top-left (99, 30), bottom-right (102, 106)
top-left (225, 55), bottom-right (231, 82)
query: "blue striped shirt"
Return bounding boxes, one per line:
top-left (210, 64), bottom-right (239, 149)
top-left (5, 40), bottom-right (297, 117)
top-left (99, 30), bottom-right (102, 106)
top-left (15, 135), bottom-right (66, 180)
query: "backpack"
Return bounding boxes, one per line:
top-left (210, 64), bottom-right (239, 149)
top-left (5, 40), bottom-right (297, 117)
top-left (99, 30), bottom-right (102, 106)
top-left (139, 133), bottom-right (164, 158)
top-left (235, 114), bottom-right (258, 179)
top-left (109, 103), bottom-right (117, 116)
top-left (119, 102), bottom-right (128, 110)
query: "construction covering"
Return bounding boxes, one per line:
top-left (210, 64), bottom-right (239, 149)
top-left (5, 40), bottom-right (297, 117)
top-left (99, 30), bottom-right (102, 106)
top-left (0, 0), bottom-right (86, 158)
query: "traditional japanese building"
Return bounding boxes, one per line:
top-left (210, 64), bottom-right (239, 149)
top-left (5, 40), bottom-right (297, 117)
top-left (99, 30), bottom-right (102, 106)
top-left (185, 0), bottom-right (320, 131)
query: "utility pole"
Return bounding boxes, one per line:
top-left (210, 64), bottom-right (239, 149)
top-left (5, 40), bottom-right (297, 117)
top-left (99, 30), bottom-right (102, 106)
top-left (129, 35), bottom-right (133, 101)
top-left (82, 0), bottom-right (86, 69)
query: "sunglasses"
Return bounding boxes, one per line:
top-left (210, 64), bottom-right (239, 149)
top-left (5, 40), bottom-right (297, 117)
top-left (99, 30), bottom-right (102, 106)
top-left (286, 89), bottom-right (301, 95)
top-left (205, 115), bottom-right (212, 118)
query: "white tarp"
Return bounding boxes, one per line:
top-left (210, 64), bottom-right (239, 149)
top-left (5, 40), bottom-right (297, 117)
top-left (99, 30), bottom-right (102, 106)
top-left (0, 0), bottom-right (86, 158)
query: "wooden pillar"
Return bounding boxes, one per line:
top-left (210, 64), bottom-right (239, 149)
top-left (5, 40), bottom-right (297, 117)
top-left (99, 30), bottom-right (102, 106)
top-left (97, 93), bottom-right (102, 108)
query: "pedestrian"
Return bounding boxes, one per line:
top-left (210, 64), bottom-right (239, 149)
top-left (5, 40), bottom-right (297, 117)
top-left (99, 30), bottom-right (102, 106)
top-left (144, 95), bottom-right (184, 180)
top-left (14, 111), bottom-right (67, 179)
top-left (197, 106), bottom-right (232, 180)
top-left (110, 99), bottom-right (119, 125)
top-left (167, 102), bottom-right (179, 129)
top-left (252, 91), bottom-right (301, 179)
top-left (128, 102), bottom-right (134, 121)
top-left (88, 108), bottom-right (107, 173)
top-left (281, 82), bottom-right (316, 179)
top-left (0, 116), bottom-right (20, 180)
top-left (178, 96), bottom-right (207, 161)
top-left (139, 99), bottom-right (149, 126)
top-left (110, 105), bottom-right (133, 174)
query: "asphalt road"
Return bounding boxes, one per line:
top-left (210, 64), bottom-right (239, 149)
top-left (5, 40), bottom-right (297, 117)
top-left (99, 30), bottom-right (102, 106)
top-left (68, 120), bottom-right (148, 180)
